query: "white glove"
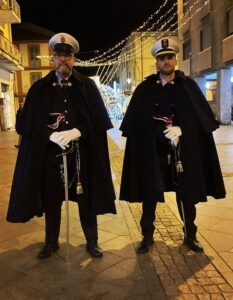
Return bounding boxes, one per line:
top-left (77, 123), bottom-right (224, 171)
top-left (164, 126), bottom-right (182, 147)
top-left (49, 128), bottom-right (81, 150)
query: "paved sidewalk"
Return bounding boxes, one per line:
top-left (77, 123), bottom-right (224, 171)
top-left (109, 125), bottom-right (233, 300)
top-left (0, 126), bottom-right (233, 299)
top-left (0, 132), bottom-right (166, 300)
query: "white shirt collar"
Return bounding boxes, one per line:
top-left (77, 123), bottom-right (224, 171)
top-left (159, 73), bottom-right (175, 86)
top-left (55, 71), bottom-right (71, 84)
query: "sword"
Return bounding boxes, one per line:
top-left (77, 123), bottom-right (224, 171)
top-left (62, 151), bottom-right (70, 264)
top-left (171, 143), bottom-right (186, 241)
top-left (61, 140), bottom-right (83, 264)
top-left (179, 198), bottom-right (187, 241)
top-left (75, 141), bottom-right (83, 195)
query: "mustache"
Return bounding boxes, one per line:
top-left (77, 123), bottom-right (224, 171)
top-left (58, 63), bottom-right (69, 67)
top-left (164, 63), bottom-right (172, 67)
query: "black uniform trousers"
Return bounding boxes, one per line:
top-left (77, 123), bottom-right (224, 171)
top-left (44, 198), bottom-right (98, 247)
top-left (42, 147), bottom-right (98, 247)
top-left (140, 196), bottom-right (197, 240)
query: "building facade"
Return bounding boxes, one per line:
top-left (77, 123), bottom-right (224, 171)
top-left (0, 0), bottom-right (23, 131)
top-left (13, 23), bottom-right (54, 109)
top-left (178, 0), bottom-right (233, 124)
top-left (115, 31), bottom-right (178, 96)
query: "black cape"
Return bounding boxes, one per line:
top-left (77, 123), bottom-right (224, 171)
top-left (7, 70), bottom-right (116, 223)
top-left (120, 71), bottom-right (226, 204)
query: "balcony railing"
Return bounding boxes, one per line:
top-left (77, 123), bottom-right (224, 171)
top-left (0, 0), bottom-right (21, 23)
top-left (0, 0), bottom-right (7, 5)
top-left (180, 58), bottom-right (191, 76)
top-left (0, 34), bottom-right (23, 71)
top-left (196, 47), bottom-right (212, 72)
top-left (223, 35), bottom-right (233, 63)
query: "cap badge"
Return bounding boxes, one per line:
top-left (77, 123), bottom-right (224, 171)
top-left (161, 39), bottom-right (169, 49)
top-left (60, 35), bottom-right (66, 43)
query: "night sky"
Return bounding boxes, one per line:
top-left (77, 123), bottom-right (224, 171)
top-left (16, 0), bottom-right (175, 53)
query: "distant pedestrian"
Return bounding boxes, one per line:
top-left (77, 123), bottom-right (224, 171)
top-left (120, 38), bottom-right (226, 254)
top-left (14, 102), bottom-right (24, 148)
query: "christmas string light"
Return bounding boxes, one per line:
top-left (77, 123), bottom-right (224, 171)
top-left (52, 0), bottom-right (200, 69)
top-left (77, 11), bottom-right (177, 67)
top-left (76, 12), bottom-right (176, 67)
top-left (98, 64), bottom-right (108, 80)
top-left (99, 63), bottom-right (112, 83)
top-left (87, 0), bottom-right (171, 63)
top-left (78, 0), bottom-right (200, 66)
top-left (77, 0), bottom-right (208, 68)
top-left (37, 0), bottom-right (209, 89)
top-left (36, 0), bottom-right (206, 68)
top-left (103, 0), bottom-right (209, 85)
top-left (77, 0), bottom-right (192, 67)
top-left (102, 62), bottom-right (121, 85)
top-left (96, 65), bottom-right (101, 76)
top-left (84, 2), bottom-right (177, 65)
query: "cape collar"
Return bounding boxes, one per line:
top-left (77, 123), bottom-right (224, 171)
top-left (146, 70), bottom-right (187, 84)
top-left (43, 69), bottom-right (82, 84)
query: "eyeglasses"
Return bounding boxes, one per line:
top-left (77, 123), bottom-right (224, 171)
top-left (157, 54), bottom-right (175, 61)
top-left (53, 53), bottom-right (74, 60)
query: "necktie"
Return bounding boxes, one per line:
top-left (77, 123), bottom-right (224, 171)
top-left (60, 79), bottom-right (68, 88)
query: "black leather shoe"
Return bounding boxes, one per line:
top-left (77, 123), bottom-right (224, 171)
top-left (37, 243), bottom-right (60, 259)
top-left (136, 237), bottom-right (154, 254)
top-left (86, 243), bottom-right (103, 258)
top-left (184, 237), bottom-right (204, 253)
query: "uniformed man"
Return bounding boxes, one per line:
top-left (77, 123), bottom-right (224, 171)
top-left (120, 37), bottom-right (226, 254)
top-left (7, 33), bottom-right (116, 259)
top-left (14, 101), bottom-right (24, 148)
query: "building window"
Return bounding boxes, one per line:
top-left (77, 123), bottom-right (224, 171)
top-left (183, 30), bottom-right (191, 60)
top-left (227, 7), bottom-right (233, 36)
top-left (28, 45), bottom-right (41, 68)
top-left (206, 80), bottom-right (217, 102)
top-left (200, 14), bottom-right (211, 51)
top-left (183, 0), bottom-right (190, 14)
top-left (205, 73), bottom-right (217, 103)
top-left (30, 72), bottom-right (42, 85)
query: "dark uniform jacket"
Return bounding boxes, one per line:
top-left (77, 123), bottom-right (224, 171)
top-left (120, 71), bottom-right (226, 204)
top-left (15, 106), bottom-right (23, 134)
top-left (7, 70), bottom-right (116, 223)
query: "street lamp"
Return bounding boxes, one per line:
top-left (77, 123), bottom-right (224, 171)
top-left (127, 77), bottom-right (132, 91)
top-left (124, 77), bottom-right (132, 96)
top-left (127, 78), bottom-right (132, 85)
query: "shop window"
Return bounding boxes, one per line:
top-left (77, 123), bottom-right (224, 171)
top-left (205, 80), bottom-right (217, 102)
